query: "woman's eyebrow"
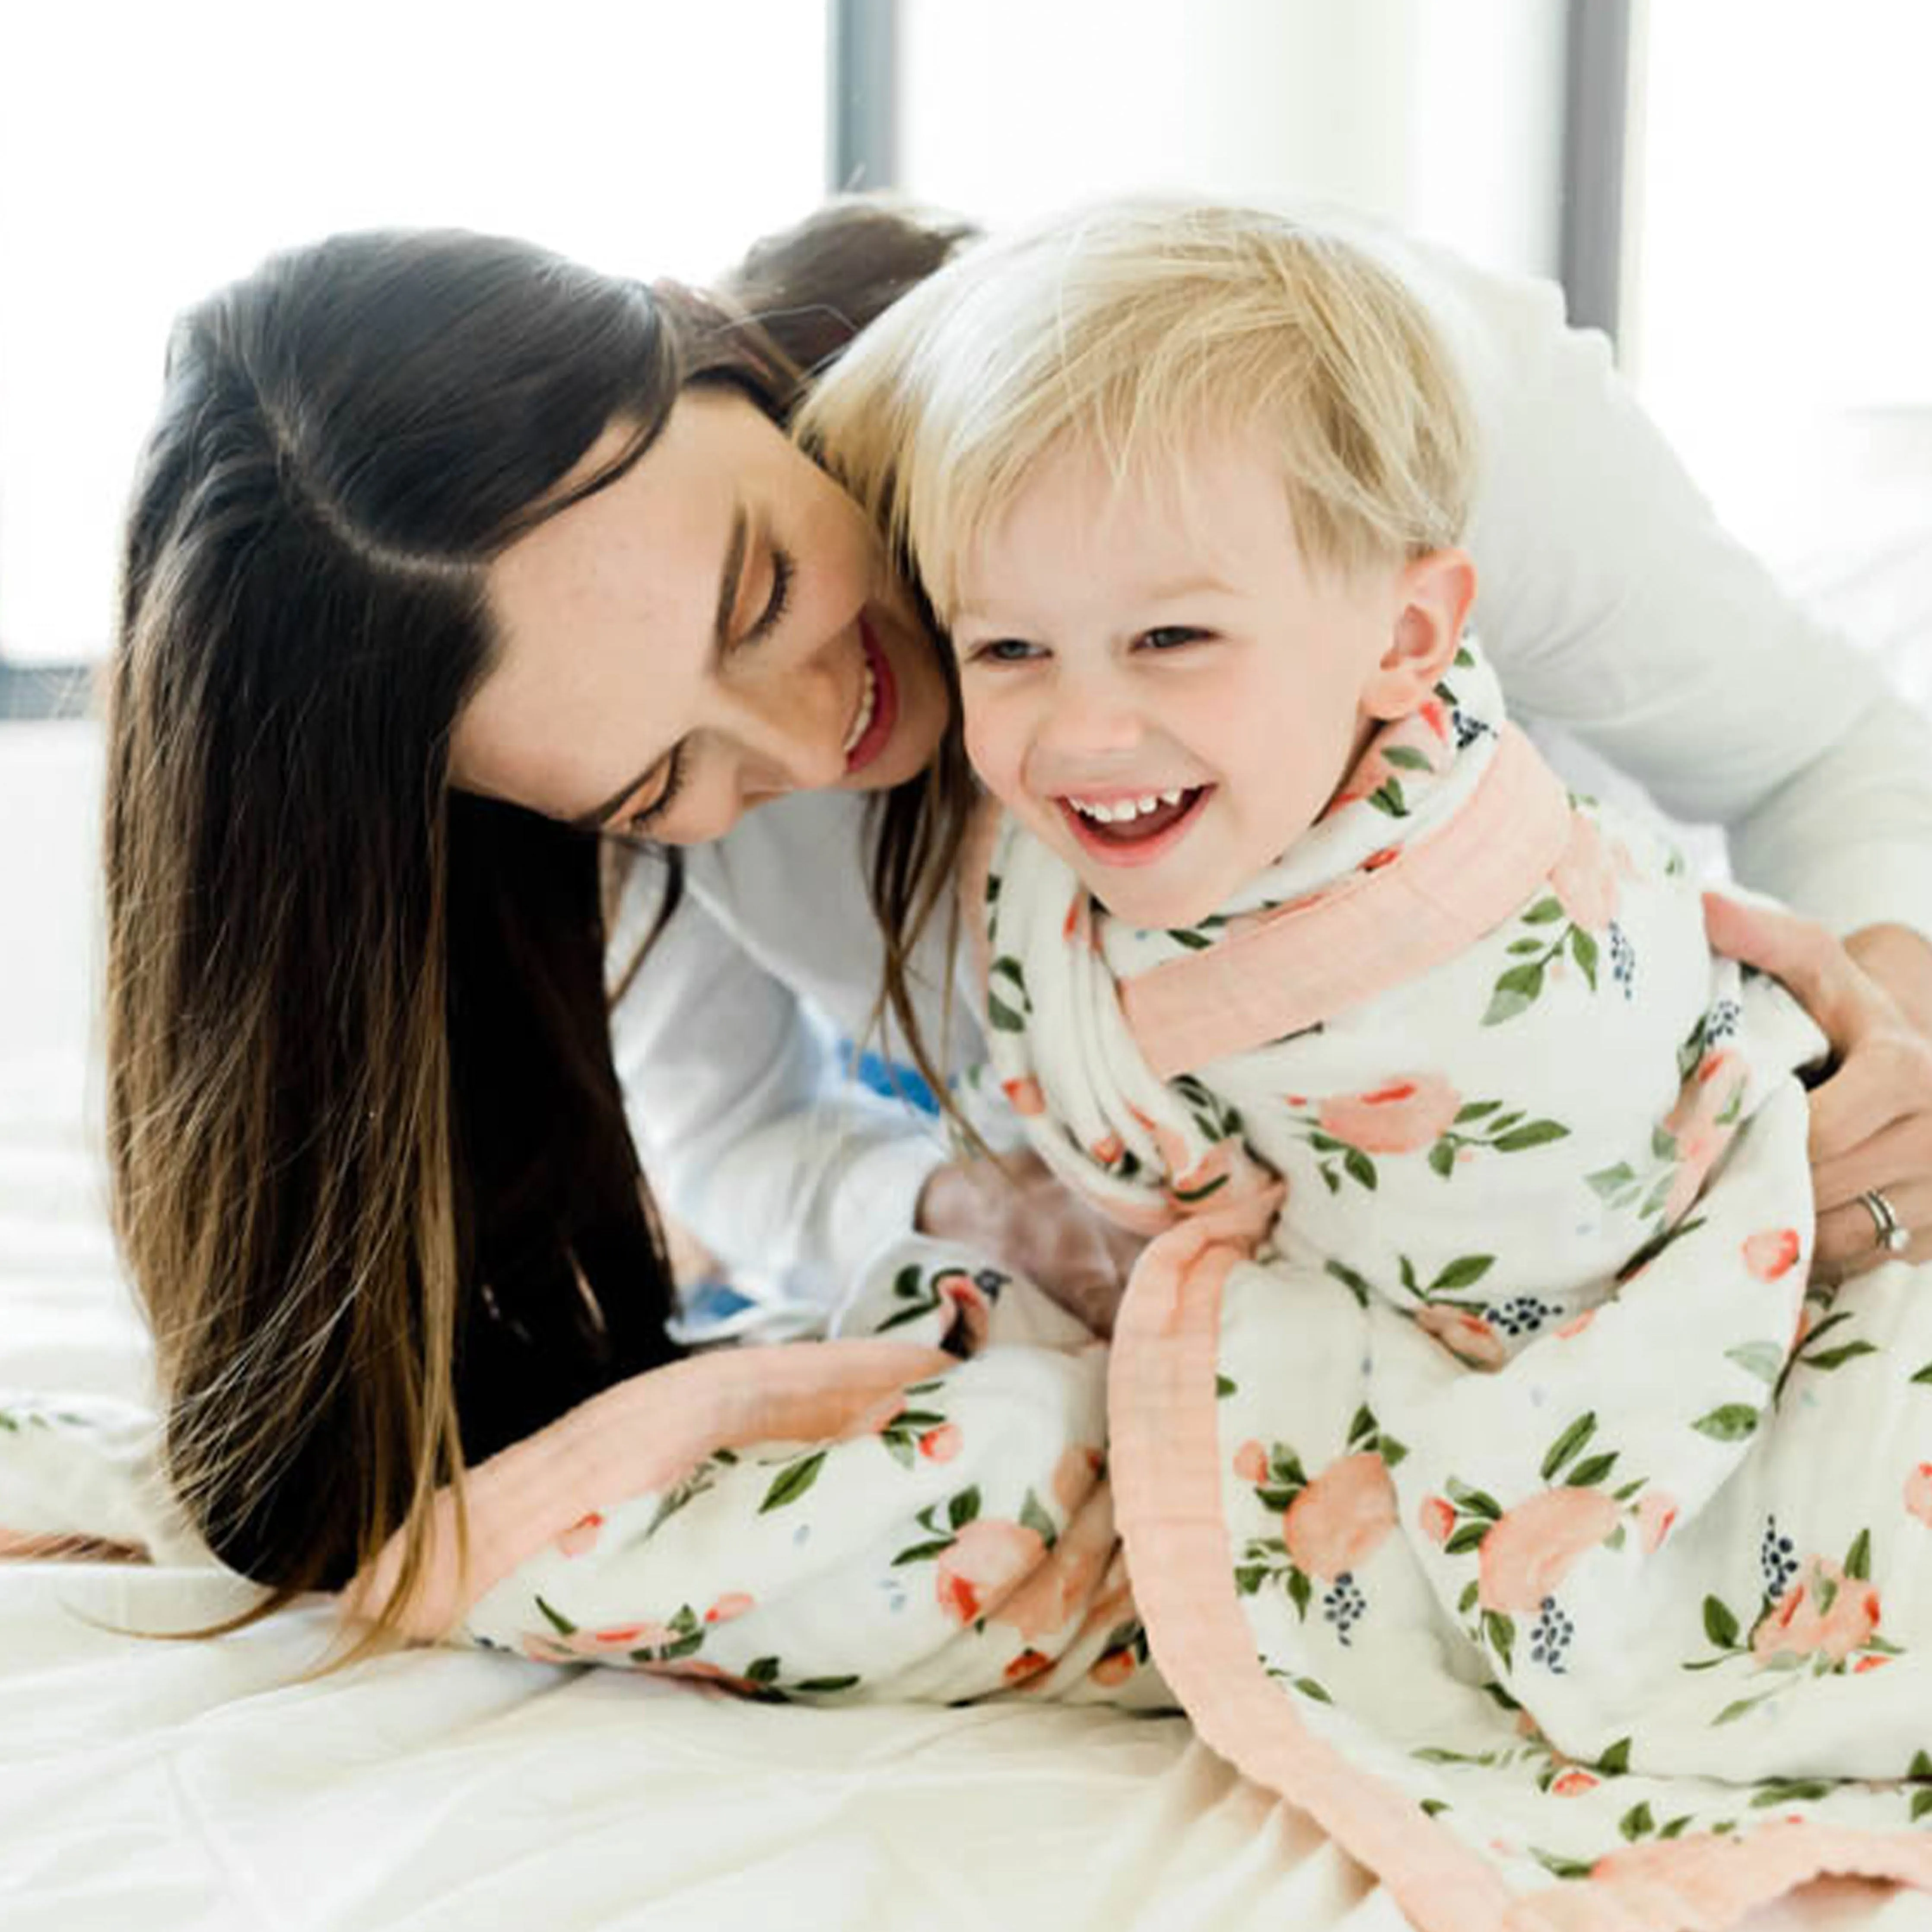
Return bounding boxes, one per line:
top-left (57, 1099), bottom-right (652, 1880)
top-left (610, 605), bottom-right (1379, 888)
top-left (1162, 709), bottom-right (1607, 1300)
top-left (566, 502), bottom-right (749, 830)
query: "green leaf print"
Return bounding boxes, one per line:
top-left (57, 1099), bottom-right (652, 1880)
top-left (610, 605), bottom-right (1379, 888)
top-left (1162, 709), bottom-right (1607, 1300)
top-left (1567, 1452), bottom-right (1620, 1488)
top-left (1445, 1523), bottom-right (1491, 1557)
top-left (1911, 1364), bottom-right (1932, 1387)
top-left (892, 1538), bottom-right (957, 1566)
top-left (1287, 1569), bottom-right (1313, 1618)
top-left (535, 1595), bottom-right (577, 1638)
top-left (1493, 1120), bottom-right (1570, 1152)
top-left (1369, 778), bottom-right (1410, 818)
top-left (1595, 1737), bottom-right (1632, 1776)
top-left (759, 1450), bottom-right (828, 1513)
top-left (985, 995), bottom-right (1026, 1033)
top-left (791, 1676), bottom-right (861, 1694)
top-left (1215, 1374), bottom-right (1238, 1398)
top-left (949, 1485), bottom-right (982, 1529)
top-left (1725, 1341), bottom-right (1785, 1385)
top-left (1482, 1610), bottom-right (1516, 1668)
top-left (1846, 1528), bottom-right (1872, 1580)
top-left (1703, 1596), bottom-right (1741, 1649)
top-left (1749, 1780), bottom-right (1834, 1808)
top-left (1541, 1411), bottom-right (1598, 1481)
top-left (1430, 1255), bottom-right (1496, 1294)
top-left (1913, 1790), bottom-right (1932, 1823)
top-left (1019, 1489), bottom-right (1059, 1548)
top-left (1447, 1479), bottom-right (1504, 1521)
top-left (1522, 897), bottom-right (1566, 925)
top-left (1569, 925), bottom-right (1600, 990)
top-left (1620, 1802), bottom-right (1656, 1841)
top-left (1483, 961), bottom-right (1545, 1027)
top-left (1341, 1147), bottom-right (1378, 1191)
top-left (1692, 1404), bottom-right (1760, 1443)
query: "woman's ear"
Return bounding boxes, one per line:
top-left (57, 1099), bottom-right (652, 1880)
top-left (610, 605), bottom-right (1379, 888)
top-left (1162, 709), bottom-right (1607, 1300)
top-left (1360, 548), bottom-right (1478, 721)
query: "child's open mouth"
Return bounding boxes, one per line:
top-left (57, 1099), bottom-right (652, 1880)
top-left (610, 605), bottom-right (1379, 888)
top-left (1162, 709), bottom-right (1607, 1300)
top-left (1056, 785), bottom-right (1211, 866)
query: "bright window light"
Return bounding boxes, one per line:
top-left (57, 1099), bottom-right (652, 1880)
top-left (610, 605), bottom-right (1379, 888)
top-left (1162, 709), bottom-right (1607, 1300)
top-left (0, 2), bottom-right (828, 661)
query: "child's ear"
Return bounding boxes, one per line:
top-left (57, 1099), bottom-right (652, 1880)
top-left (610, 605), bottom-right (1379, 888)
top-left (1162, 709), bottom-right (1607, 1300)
top-left (1360, 548), bottom-right (1478, 721)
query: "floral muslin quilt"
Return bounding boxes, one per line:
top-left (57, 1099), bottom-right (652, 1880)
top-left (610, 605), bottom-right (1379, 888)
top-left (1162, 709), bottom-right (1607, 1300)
top-left (962, 639), bottom-right (1932, 1928)
top-left (8, 639), bottom-right (1932, 1931)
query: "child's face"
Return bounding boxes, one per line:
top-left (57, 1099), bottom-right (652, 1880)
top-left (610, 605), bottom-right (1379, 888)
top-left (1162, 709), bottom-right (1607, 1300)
top-left (950, 437), bottom-right (1415, 932)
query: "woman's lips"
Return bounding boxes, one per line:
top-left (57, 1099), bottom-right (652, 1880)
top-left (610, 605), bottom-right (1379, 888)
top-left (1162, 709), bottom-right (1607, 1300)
top-left (844, 615), bottom-right (899, 773)
top-left (1056, 785), bottom-right (1212, 868)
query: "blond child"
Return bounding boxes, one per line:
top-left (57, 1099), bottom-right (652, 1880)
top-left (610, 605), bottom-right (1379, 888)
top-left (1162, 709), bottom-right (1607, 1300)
top-left (794, 200), bottom-right (1932, 1891)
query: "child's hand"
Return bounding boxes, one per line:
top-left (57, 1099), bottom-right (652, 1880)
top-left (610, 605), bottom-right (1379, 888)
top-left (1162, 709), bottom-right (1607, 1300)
top-left (916, 1151), bottom-right (1143, 1336)
top-left (1704, 893), bottom-right (1932, 1281)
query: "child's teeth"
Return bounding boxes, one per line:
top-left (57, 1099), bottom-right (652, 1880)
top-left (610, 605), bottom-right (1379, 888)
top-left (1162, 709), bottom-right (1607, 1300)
top-left (1160, 788), bottom-right (1181, 806)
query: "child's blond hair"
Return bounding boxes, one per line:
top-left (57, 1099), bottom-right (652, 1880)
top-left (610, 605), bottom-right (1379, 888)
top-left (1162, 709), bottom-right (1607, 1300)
top-left (797, 197), bottom-right (1477, 617)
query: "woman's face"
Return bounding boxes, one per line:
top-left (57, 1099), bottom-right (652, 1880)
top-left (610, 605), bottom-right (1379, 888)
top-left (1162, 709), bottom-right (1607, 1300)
top-left (454, 387), bottom-right (949, 844)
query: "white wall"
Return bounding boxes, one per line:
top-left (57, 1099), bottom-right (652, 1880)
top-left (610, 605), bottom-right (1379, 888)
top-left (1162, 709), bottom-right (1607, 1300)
top-left (897, 0), bottom-right (1569, 282)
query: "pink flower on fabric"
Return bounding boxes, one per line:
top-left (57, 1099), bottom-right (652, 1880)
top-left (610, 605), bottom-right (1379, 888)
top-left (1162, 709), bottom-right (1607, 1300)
top-left (1744, 1229), bottom-right (1804, 1282)
top-left (1659, 1051), bottom-right (1747, 1224)
top-left (1477, 1486), bottom-right (1621, 1612)
top-left (1554, 1310), bottom-right (1596, 1341)
top-left (1904, 1464), bottom-right (1932, 1527)
top-left (1282, 1452), bottom-right (1398, 1582)
top-left (1418, 1496), bottom-right (1456, 1544)
top-left (1088, 1646), bottom-right (1137, 1688)
top-left (1004, 1647), bottom-right (1052, 1686)
top-left (1549, 810), bottom-right (1621, 931)
top-left (1633, 1491), bottom-right (1679, 1554)
top-left (919, 1425), bottom-right (963, 1463)
top-left (934, 1519), bottom-right (1045, 1625)
top-left (1854, 1654), bottom-right (1893, 1673)
top-left (1316, 1074), bottom-right (1462, 1155)
top-left (935, 1272), bottom-right (993, 1354)
top-left (1090, 1133), bottom-right (1125, 1167)
top-left (556, 1512), bottom-right (605, 1558)
top-left (1752, 1557), bottom-right (1880, 1664)
top-left (1550, 1770), bottom-right (1598, 1798)
top-left (704, 1593), bottom-right (755, 1625)
top-left (1414, 1303), bottom-right (1508, 1370)
top-left (646, 1657), bottom-right (763, 1696)
top-left (1233, 1440), bottom-right (1270, 1485)
top-left (1001, 1076), bottom-right (1047, 1117)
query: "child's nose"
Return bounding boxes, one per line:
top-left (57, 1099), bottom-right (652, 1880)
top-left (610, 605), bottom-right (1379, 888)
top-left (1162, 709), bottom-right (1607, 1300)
top-left (1035, 675), bottom-right (1147, 760)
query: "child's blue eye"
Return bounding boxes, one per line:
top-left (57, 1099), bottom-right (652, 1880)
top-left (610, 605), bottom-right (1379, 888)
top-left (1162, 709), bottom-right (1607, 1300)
top-left (1140, 626), bottom-right (1204, 651)
top-left (974, 639), bottom-right (1041, 664)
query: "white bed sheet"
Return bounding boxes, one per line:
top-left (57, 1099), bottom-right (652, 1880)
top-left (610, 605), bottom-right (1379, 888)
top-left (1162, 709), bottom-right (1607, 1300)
top-left (3, 439), bottom-right (1928, 1931)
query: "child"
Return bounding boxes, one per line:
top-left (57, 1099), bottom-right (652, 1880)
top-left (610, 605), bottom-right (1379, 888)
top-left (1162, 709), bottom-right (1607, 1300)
top-left (797, 199), bottom-right (1932, 1910)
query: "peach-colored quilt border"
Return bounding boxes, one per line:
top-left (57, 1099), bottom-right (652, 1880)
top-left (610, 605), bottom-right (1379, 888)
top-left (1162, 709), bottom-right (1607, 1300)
top-left (1107, 1228), bottom-right (1932, 1932)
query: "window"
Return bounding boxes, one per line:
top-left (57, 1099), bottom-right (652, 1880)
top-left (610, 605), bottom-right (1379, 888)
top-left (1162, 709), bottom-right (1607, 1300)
top-left (0, 2), bottom-right (829, 667)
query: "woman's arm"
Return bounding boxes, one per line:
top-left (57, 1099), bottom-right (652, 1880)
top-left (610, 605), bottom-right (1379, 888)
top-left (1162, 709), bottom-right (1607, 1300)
top-left (608, 861), bottom-right (951, 1324)
top-left (1425, 246), bottom-right (1932, 945)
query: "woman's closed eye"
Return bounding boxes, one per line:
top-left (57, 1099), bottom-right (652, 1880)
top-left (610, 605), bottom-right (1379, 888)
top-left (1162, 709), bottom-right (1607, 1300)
top-left (617, 542), bottom-right (796, 838)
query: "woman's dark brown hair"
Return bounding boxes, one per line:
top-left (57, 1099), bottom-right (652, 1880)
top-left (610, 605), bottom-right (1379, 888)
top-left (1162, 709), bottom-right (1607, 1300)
top-left (105, 215), bottom-right (965, 1644)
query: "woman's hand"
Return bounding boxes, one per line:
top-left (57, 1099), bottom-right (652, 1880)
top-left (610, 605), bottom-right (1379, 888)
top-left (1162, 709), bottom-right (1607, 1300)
top-left (1703, 894), bottom-right (1932, 1280)
top-left (917, 1150), bottom-right (1143, 1336)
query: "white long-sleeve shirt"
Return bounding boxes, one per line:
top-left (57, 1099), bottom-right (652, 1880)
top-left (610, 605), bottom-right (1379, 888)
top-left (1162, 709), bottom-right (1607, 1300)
top-left (609, 222), bottom-right (1932, 1324)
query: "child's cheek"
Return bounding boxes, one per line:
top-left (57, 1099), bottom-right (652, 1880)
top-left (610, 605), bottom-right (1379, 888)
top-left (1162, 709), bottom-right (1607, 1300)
top-left (961, 692), bottom-right (1026, 808)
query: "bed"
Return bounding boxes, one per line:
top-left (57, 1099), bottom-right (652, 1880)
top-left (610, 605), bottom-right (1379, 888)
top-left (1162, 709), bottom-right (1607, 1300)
top-left (3, 423), bottom-right (1927, 1931)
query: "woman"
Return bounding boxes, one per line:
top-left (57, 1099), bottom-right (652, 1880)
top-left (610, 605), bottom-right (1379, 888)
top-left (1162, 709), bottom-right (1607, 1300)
top-left (105, 200), bottom-right (1932, 1639)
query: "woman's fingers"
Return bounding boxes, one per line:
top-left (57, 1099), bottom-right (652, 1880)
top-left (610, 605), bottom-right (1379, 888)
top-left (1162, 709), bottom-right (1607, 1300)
top-left (1806, 1031), bottom-right (1932, 1164)
top-left (1813, 1176), bottom-right (1932, 1280)
top-left (1701, 895), bottom-right (1867, 1056)
top-left (1704, 892), bottom-right (1932, 1280)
